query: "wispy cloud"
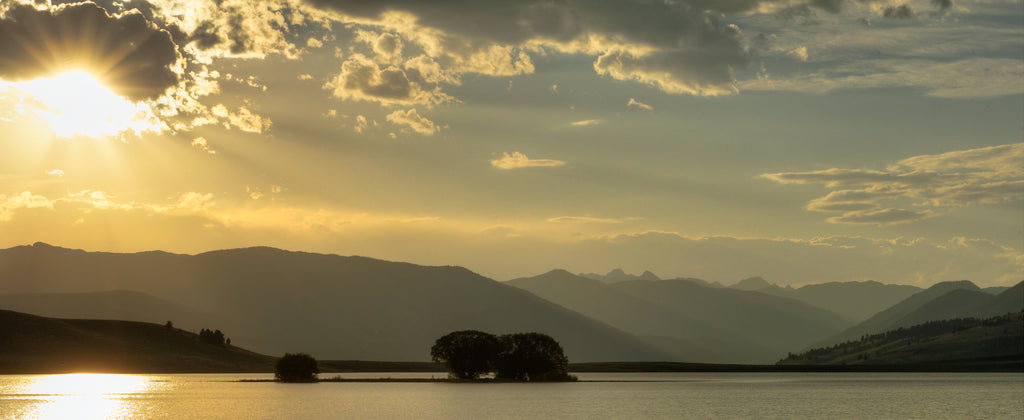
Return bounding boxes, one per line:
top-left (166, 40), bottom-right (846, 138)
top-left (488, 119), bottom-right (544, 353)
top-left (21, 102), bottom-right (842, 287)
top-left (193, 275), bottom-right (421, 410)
top-left (570, 119), bottom-right (603, 126)
top-left (548, 216), bottom-right (638, 224)
top-left (742, 58), bottom-right (1024, 98)
top-left (763, 143), bottom-right (1024, 225)
top-left (491, 152), bottom-right (565, 169)
top-left (626, 98), bottom-right (653, 111)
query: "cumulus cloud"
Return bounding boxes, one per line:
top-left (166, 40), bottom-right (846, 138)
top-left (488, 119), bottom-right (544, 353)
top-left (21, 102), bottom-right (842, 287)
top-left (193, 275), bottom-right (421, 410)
top-left (191, 137), bottom-right (217, 154)
top-left (491, 152), bottom-right (566, 170)
top-left (323, 53), bottom-right (453, 106)
top-left (627, 98), bottom-right (653, 111)
top-left (385, 108), bottom-right (439, 135)
top-left (0, 2), bottom-right (181, 100)
top-left (0, 191), bottom-right (54, 221)
top-left (142, 0), bottom-right (327, 61)
top-left (763, 143), bottom-right (1024, 224)
top-left (354, 115), bottom-right (368, 133)
top-left (308, 0), bottom-right (752, 96)
top-left (0, 189), bottom-right (213, 221)
top-left (211, 104), bottom-right (272, 133)
top-left (356, 30), bottom-right (403, 64)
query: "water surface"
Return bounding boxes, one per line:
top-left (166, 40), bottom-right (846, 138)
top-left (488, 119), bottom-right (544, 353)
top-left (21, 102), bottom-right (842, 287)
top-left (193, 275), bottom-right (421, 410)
top-left (1, 372), bottom-right (1021, 419)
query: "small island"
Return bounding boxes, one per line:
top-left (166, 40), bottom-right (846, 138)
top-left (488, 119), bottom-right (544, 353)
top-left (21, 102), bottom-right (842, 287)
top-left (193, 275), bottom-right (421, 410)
top-left (271, 330), bottom-right (577, 383)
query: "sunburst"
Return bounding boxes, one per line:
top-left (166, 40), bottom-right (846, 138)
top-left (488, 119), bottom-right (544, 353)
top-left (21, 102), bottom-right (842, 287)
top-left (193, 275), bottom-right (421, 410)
top-left (3, 71), bottom-right (167, 138)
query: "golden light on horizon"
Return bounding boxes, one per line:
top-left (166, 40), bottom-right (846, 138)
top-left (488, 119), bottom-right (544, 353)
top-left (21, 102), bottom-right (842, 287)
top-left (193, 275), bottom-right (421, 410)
top-left (3, 71), bottom-right (167, 139)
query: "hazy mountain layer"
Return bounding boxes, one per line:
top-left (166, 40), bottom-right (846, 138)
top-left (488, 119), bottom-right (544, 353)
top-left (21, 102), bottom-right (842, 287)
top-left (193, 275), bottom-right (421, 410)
top-left (816, 281), bottom-right (1024, 348)
top-left (0, 290), bottom-right (215, 332)
top-left (0, 243), bottom-right (667, 362)
top-left (507, 270), bottom-right (851, 363)
top-left (757, 281), bottom-right (923, 322)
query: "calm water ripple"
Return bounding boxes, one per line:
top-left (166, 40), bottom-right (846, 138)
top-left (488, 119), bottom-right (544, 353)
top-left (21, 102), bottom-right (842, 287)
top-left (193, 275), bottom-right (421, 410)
top-left (1, 372), bottom-right (1021, 419)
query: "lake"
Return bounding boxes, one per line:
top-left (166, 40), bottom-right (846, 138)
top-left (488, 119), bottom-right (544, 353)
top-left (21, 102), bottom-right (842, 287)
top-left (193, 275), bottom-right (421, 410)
top-left (1, 372), bottom-right (1021, 419)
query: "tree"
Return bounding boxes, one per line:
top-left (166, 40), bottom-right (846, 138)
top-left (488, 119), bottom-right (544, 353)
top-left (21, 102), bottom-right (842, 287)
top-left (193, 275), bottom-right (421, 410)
top-left (494, 332), bottom-right (572, 382)
top-left (430, 330), bottom-right (501, 379)
top-left (199, 328), bottom-right (226, 346)
top-left (275, 353), bottom-right (319, 383)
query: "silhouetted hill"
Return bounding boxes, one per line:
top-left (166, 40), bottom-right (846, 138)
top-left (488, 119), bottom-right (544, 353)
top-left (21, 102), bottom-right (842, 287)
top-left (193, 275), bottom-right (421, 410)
top-left (758, 281), bottom-right (922, 322)
top-left (0, 310), bottom-right (273, 373)
top-left (508, 271), bottom-right (851, 363)
top-left (779, 312), bottom-right (1023, 367)
top-left (0, 290), bottom-right (216, 332)
top-left (0, 243), bottom-right (667, 362)
top-left (814, 280), bottom-right (1022, 347)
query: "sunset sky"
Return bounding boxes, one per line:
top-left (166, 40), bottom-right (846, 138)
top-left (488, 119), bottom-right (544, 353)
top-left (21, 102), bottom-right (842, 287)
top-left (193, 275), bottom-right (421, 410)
top-left (0, 0), bottom-right (1020, 286)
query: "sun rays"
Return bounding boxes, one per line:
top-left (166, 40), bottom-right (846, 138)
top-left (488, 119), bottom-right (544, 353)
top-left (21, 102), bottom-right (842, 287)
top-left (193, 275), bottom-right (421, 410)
top-left (1, 71), bottom-right (166, 138)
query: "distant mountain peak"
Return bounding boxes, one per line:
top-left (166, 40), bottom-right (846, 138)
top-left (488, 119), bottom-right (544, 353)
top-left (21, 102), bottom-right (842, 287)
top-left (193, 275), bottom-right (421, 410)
top-left (639, 270), bottom-right (661, 281)
top-left (732, 276), bottom-right (773, 291)
top-left (606, 268), bottom-right (627, 278)
top-left (927, 280), bottom-right (981, 292)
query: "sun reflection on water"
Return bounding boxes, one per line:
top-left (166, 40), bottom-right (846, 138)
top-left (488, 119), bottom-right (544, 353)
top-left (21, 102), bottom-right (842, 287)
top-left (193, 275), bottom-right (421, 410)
top-left (17, 374), bottom-right (154, 420)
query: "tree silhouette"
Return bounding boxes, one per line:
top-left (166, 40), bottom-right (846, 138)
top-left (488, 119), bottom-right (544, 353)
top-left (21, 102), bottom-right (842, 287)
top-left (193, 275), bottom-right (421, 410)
top-left (198, 328), bottom-right (226, 346)
top-left (275, 353), bottom-right (319, 383)
top-left (494, 332), bottom-right (572, 381)
top-left (431, 330), bottom-right (501, 379)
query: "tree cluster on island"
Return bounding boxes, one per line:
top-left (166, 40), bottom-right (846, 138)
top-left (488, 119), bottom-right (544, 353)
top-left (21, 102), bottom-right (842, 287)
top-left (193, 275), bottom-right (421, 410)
top-left (430, 330), bottom-right (576, 381)
top-left (275, 353), bottom-right (320, 382)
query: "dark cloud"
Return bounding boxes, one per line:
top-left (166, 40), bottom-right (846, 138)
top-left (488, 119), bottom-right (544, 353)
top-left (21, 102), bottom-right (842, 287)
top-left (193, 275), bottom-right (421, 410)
top-left (0, 2), bottom-right (181, 100)
top-left (931, 0), bottom-right (953, 11)
top-left (810, 0), bottom-right (842, 14)
top-left (323, 54), bottom-right (453, 105)
top-left (882, 5), bottom-right (915, 19)
top-left (776, 5), bottom-right (818, 24)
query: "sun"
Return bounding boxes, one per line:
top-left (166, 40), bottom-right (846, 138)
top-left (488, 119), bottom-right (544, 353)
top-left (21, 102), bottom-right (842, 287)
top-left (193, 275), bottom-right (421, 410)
top-left (5, 71), bottom-right (167, 139)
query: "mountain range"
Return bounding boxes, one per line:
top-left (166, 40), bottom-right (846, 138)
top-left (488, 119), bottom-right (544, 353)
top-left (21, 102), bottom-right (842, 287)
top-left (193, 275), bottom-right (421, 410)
top-left (1, 243), bottom-right (1019, 365)
top-left (0, 243), bottom-right (664, 362)
top-left (507, 270), bottom-right (851, 363)
top-left (816, 281), bottom-right (1024, 348)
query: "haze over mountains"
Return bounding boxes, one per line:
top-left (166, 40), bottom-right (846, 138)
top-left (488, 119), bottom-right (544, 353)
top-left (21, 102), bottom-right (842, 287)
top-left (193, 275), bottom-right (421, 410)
top-left (0, 243), bottom-right (664, 362)
top-left (1, 243), bottom-right (1019, 365)
top-left (817, 281), bottom-right (1024, 348)
top-left (508, 270), bottom-right (850, 363)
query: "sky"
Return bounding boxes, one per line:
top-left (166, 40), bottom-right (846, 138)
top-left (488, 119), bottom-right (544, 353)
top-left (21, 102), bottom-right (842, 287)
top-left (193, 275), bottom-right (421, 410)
top-left (0, 0), bottom-right (1020, 286)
